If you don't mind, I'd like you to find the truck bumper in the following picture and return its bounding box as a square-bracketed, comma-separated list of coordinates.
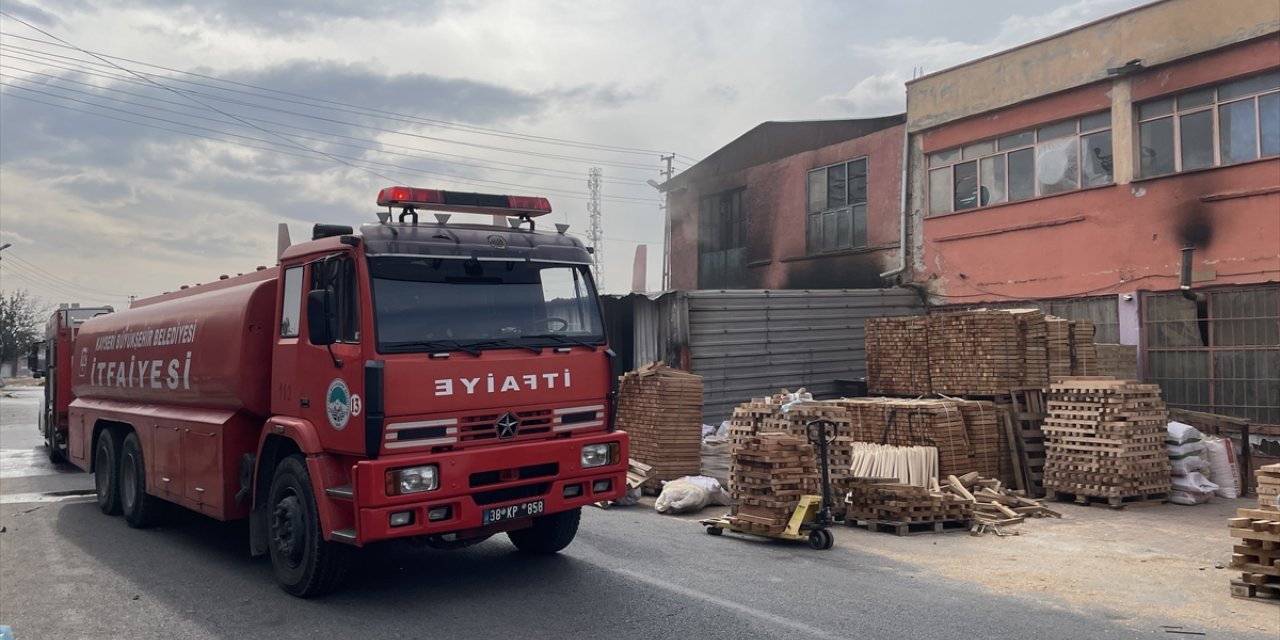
[351, 432, 628, 544]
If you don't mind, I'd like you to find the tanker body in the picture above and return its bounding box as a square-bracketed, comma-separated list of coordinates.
[64, 186, 628, 597]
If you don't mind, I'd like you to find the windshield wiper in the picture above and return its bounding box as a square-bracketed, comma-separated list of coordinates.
[464, 338, 543, 354]
[523, 333, 600, 350]
[381, 340, 482, 356]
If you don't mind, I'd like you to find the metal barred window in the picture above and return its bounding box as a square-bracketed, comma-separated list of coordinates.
[1143, 286, 1280, 427]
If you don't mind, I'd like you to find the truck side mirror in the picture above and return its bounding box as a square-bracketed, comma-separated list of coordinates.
[306, 289, 336, 346]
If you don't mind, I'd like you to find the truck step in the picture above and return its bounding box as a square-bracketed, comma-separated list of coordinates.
[330, 528, 356, 544]
[325, 485, 353, 499]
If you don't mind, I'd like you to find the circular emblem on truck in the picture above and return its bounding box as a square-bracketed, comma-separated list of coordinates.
[79, 348, 89, 378]
[488, 235, 507, 249]
[326, 378, 352, 431]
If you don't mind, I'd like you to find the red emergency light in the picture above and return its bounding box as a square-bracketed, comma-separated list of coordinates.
[376, 186, 552, 217]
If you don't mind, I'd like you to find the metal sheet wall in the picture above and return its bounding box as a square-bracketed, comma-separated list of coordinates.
[684, 289, 924, 424]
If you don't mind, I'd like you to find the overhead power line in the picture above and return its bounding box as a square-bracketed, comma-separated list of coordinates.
[0, 32, 681, 158]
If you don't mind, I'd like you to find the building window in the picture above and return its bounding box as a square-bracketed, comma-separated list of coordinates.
[1137, 69, 1280, 177]
[1143, 286, 1280, 427]
[927, 112, 1113, 216]
[806, 158, 868, 253]
[697, 188, 747, 289]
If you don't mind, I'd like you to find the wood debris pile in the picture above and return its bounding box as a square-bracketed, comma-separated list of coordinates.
[614, 362, 703, 493]
[935, 471, 1062, 529]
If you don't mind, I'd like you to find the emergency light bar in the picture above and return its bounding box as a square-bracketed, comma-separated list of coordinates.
[376, 186, 552, 217]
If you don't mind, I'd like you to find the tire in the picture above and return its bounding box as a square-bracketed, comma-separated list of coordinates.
[94, 432, 122, 515]
[46, 423, 64, 464]
[120, 432, 166, 529]
[820, 529, 835, 550]
[808, 529, 826, 550]
[267, 455, 351, 597]
[507, 507, 581, 554]
[706, 526, 723, 536]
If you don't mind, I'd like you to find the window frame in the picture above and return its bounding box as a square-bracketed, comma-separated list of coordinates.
[279, 265, 303, 338]
[1136, 68, 1280, 178]
[805, 156, 869, 254]
[926, 112, 1113, 217]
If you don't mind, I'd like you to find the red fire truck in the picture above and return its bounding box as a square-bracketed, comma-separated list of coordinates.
[29, 304, 115, 462]
[49, 187, 627, 596]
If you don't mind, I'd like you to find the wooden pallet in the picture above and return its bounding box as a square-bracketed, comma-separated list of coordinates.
[847, 518, 971, 536]
[1045, 489, 1169, 508]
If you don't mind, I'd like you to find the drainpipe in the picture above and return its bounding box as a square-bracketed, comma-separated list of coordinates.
[1179, 243, 1204, 302]
[880, 127, 910, 281]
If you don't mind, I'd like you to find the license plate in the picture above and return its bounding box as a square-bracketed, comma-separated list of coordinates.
[483, 499, 545, 525]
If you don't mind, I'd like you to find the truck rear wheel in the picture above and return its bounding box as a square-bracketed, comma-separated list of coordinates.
[94, 432, 122, 515]
[507, 507, 581, 554]
[267, 455, 351, 597]
[120, 432, 166, 528]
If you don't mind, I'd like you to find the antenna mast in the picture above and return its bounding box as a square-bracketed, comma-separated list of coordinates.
[587, 167, 604, 290]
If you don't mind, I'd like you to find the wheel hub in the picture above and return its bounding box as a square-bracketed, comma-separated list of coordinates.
[271, 493, 305, 567]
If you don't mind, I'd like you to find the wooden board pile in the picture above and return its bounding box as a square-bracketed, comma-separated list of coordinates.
[844, 478, 973, 532]
[1228, 504, 1280, 603]
[1046, 318, 1074, 380]
[936, 472, 1062, 532]
[1259, 463, 1280, 510]
[733, 393, 852, 513]
[614, 363, 704, 492]
[1042, 377, 1172, 506]
[1095, 344, 1139, 381]
[865, 316, 931, 396]
[927, 310, 1023, 395]
[953, 399, 1002, 481]
[1011, 310, 1049, 389]
[1071, 321, 1098, 375]
[729, 433, 819, 534]
[839, 397, 988, 480]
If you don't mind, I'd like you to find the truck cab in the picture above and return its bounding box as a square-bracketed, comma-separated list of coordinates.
[28, 305, 113, 462]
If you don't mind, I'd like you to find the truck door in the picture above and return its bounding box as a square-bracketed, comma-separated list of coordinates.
[293, 254, 367, 456]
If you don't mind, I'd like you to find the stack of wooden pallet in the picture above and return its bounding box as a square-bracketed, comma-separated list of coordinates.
[1095, 344, 1138, 381]
[614, 363, 704, 492]
[1046, 317, 1074, 380]
[1042, 377, 1172, 507]
[865, 316, 931, 396]
[1229, 505, 1280, 603]
[1071, 321, 1098, 375]
[845, 478, 973, 535]
[729, 433, 819, 534]
[759, 400, 853, 513]
[1259, 464, 1280, 509]
[927, 310, 1024, 395]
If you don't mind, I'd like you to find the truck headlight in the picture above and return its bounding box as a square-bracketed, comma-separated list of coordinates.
[581, 443, 620, 468]
[386, 465, 439, 495]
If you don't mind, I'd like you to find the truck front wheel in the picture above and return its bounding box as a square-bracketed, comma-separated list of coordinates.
[120, 432, 166, 528]
[94, 433, 122, 515]
[267, 455, 350, 597]
[507, 507, 581, 554]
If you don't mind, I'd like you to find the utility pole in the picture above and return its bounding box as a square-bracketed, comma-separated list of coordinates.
[659, 154, 675, 291]
[587, 167, 604, 290]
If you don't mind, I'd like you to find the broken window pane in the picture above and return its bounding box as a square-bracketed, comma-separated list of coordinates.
[1008, 148, 1035, 200]
[826, 163, 846, 209]
[1220, 99, 1259, 164]
[929, 168, 951, 215]
[1139, 117, 1175, 176]
[1180, 110, 1215, 171]
[1080, 130, 1113, 187]
[953, 160, 978, 210]
[1036, 136, 1078, 195]
[979, 155, 1006, 205]
[848, 159, 868, 205]
[807, 170, 825, 214]
[1259, 92, 1279, 158]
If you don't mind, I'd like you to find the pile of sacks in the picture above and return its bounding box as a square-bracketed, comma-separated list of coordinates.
[1166, 421, 1240, 505]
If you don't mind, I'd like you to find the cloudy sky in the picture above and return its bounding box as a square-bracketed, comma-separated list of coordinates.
[0, 0, 1148, 305]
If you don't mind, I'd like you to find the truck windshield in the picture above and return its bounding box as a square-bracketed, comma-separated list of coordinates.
[369, 257, 606, 353]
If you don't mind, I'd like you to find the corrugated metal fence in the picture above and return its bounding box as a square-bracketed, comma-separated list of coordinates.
[686, 289, 922, 423]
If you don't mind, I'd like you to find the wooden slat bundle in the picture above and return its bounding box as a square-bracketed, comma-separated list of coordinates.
[927, 310, 1023, 395]
[953, 399, 1002, 481]
[729, 433, 819, 534]
[1011, 310, 1049, 389]
[1070, 321, 1098, 376]
[614, 363, 704, 492]
[1042, 377, 1172, 504]
[1046, 318, 1073, 380]
[1258, 463, 1280, 510]
[1228, 505, 1280, 603]
[1095, 344, 1138, 381]
[865, 316, 931, 396]
[838, 397, 991, 480]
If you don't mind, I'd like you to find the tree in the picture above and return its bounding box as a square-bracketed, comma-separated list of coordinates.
[0, 289, 44, 377]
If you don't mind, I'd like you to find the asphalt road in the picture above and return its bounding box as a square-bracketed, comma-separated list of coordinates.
[0, 387, 1263, 639]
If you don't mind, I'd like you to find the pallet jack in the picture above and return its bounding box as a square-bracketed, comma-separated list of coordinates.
[700, 419, 837, 550]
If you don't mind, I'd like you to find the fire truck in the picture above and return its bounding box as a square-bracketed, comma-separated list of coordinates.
[45, 187, 628, 597]
[29, 304, 114, 462]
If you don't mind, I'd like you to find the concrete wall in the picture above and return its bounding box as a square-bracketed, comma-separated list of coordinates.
[905, 0, 1280, 132]
[669, 123, 904, 290]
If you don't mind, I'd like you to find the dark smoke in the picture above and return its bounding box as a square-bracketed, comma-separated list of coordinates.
[1175, 206, 1213, 247]
[782, 254, 885, 289]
